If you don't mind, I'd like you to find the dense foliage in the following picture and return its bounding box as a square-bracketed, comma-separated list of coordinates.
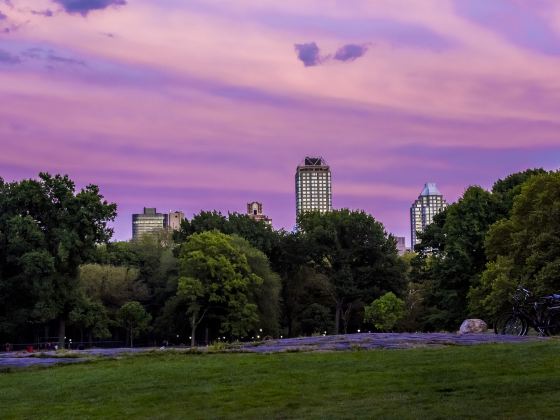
[2, 168, 559, 346]
[410, 168, 554, 330]
[0, 173, 116, 346]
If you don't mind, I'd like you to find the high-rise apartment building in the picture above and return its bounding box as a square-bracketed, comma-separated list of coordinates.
[247, 202, 272, 225]
[410, 183, 447, 248]
[132, 208, 167, 240]
[295, 156, 332, 216]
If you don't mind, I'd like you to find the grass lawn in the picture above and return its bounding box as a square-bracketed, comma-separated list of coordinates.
[2, 341, 560, 419]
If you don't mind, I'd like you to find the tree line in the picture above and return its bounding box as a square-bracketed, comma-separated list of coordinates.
[1, 169, 559, 347]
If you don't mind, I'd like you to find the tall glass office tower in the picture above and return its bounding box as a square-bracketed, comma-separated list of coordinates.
[295, 156, 332, 216]
[410, 182, 447, 248]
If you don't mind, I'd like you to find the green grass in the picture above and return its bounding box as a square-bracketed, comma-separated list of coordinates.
[2, 341, 560, 419]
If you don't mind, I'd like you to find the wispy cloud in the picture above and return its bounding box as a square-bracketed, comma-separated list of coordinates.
[31, 9, 55, 17]
[294, 42, 323, 67]
[334, 44, 369, 62]
[52, 0, 126, 16]
[0, 48, 20, 64]
[295, 42, 369, 66]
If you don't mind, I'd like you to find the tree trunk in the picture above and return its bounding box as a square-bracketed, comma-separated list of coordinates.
[58, 318, 66, 349]
[190, 315, 197, 347]
[335, 303, 341, 335]
[130, 327, 134, 348]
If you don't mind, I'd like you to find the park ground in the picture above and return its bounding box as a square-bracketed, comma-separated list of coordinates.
[1, 338, 560, 419]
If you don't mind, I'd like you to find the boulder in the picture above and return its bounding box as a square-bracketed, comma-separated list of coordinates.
[459, 319, 488, 334]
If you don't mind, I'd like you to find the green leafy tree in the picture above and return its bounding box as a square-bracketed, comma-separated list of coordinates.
[175, 211, 279, 259]
[230, 236, 281, 337]
[116, 301, 152, 347]
[470, 172, 560, 319]
[0, 173, 116, 346]
[409, 169, 550, 330]
[177, 231, 263, 346]
[79, 264, 146, 311]
[69, 297, 111, 343]
[298, 209, 406, 334]
[364, 292, 405, 331]
[413, 186, 499, 329]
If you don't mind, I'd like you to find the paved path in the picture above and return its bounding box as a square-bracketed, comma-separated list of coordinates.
[0, 333, 545, 369]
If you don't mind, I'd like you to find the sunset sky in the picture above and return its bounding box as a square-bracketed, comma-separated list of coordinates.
[1, 0, 560, 245]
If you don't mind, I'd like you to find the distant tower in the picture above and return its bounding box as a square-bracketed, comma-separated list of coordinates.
[167, 211, 185, 231]
[295, 156, 332, 216]
[410, 183, 447, 248]
[132, 208, 167, 240]
[246, 202, 272, 225]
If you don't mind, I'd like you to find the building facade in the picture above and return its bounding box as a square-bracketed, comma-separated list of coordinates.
[295, 156, 332, 216]
[410, 183, 447, 248]
[167, 211, 185, 231]
[247, 202, 272, 225]
[132, 208, 167, 240]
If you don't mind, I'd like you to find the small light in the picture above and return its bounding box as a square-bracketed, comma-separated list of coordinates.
[357, 329, 361, 333]
[257, 335, 260, 339]
[189, 336, 192, 339]
[259, 328, 262, 332]
[280, 335, 283, 339]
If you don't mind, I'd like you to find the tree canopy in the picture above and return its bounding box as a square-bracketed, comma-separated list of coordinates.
[470, 172, 560, 318]
[176, 231, 264, 345]
[297, 209, 406, 334]
[0, 173, 116, 345]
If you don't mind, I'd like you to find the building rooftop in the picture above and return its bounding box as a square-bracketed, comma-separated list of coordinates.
[299, 156, 329, 167]
[420, 182, 442, 197]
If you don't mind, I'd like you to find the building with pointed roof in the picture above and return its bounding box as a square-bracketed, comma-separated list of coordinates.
[410, 182, 447, 248]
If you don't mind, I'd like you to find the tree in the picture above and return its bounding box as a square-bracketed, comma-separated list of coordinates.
[364, 292, 405, 331]
[230, 236, 281, 337]
[470, 172, 560, 319]
[116, 301, 151, 347]
[412, 186, 499, 329]
[79, 264, 146, 311]
[175, 211, 279, 259]
[68, 297, 111, 344]
[176, 231, 263, 346]
[407, 169, 551, 330]
[0, 173, 116, 346]
[297, 209, 406, 334]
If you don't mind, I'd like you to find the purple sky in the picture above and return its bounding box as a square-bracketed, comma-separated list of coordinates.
[1, 0, 560, 246]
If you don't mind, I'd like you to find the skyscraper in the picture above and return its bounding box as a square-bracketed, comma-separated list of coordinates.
[247, 202, 272, 225]
[132, 207, 167, 240]
[410, 182, 447, 248]
[295, 156, 332, 216]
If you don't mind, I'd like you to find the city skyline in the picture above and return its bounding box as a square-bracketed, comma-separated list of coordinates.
[1, 0, 560, 243]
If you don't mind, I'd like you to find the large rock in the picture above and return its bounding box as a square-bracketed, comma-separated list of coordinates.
[459, 319, 488, 334]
